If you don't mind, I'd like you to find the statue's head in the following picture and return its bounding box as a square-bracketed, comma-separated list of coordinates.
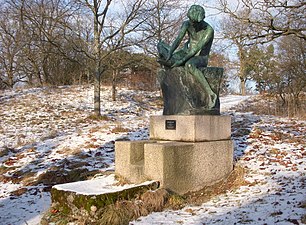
[187, 5, 205, 23]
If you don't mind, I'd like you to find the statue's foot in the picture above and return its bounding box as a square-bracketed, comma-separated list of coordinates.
[157, 58, 172, 68]
[208, 92, 217, 108]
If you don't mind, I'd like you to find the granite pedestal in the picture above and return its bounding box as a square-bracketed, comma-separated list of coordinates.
[115, 115, 233, 194]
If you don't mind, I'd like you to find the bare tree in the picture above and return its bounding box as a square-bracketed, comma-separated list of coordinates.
[220, 11, 253, 95]
[103, 50, 132, 101]
[277, 35, 305, 113]
[0, 2, 26, 88]
[139, 0, 187, 56]
[74, 0, 149, 116]
[0, 0, 84, 87]
[216, 0, 305, 44]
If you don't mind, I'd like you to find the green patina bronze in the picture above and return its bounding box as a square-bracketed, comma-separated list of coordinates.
[157, 5, 223, 115]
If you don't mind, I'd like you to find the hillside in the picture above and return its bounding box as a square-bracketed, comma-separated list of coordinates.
[0, 85, 305, 225]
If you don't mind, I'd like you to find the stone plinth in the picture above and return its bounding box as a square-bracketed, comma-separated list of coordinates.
[150, 115, 231, 142]
[115, 114, 234, 194]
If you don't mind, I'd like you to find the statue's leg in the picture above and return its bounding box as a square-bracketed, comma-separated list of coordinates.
[157, 41, 174, 67]
[157, 41, 187, 67]
[185, 57, 217, 109]
[157, 41, 170, 60]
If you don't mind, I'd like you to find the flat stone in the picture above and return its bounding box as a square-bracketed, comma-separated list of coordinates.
[51, 174, 159, 217]
[150, 115, 231, 142]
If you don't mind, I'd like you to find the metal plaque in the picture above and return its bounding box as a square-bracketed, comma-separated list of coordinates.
[165, 120, 176, 130]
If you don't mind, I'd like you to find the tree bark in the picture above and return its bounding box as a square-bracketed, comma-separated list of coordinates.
[93, 0, 101, 116]
[112, 70, 117, 101]
[240, 77, 246, 96]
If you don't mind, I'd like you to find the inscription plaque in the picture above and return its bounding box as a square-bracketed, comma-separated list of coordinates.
[165, 120, 176, 130]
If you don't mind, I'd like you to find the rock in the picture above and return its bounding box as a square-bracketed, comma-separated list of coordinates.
[158, 67, 223, 115]
[49, 175, 160, 223]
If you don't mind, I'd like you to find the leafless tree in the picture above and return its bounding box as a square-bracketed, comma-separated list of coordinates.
[0, 6, 25, 88]
[74, 0, 150, 116]
[0, 0, 84, 87]
[220, 11, 253, 95]
[216, 0, 305, 44]
[277, 35, 305, 113]
[138, 0, 187, 57]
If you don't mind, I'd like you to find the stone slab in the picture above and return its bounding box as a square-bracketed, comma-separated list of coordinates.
[144, 140, 233, 194]
[150, 115, 231, 142]
[51, 174, 159, 218]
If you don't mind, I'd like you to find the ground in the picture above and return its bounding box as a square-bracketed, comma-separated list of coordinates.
[0, 85, 305, 225]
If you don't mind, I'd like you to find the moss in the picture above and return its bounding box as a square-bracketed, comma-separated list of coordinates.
[51, 180, 160, 217]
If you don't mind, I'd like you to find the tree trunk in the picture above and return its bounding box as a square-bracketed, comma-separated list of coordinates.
[93, 2, 101, 116]
[112, 70, 117, 101]
[240, 77, 246, 96]
[238, 45, 247, 96]
[94, 71, 101, 116]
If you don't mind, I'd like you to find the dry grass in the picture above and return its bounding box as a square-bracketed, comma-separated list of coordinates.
[235, 94, 306, 119]
[301, 214, 306, 224]
[140, 189, 169, 212]
[56, 147, 82, 155]
[29, 168, 100, 187]
[0, 147, 11, 157]
[111, 125, 130, 133]
[165, 193, 186, 210]
[114, 174, 132, 186]
[87, 114, 111, 121]
[94, 189, 169, 225]
[98, 201, 138, 225]
[41, 130, 58, 141]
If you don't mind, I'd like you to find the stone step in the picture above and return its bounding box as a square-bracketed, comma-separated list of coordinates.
[50, 174, 159, 218]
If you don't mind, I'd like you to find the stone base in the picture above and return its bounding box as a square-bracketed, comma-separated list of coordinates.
[115, 140, 233, 194]
[158, 67, 223, 115]
[150, 115, 231, 142]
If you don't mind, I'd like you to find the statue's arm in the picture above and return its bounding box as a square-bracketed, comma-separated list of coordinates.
[172, 26, 214, 67]
[167, 22, 188, 59]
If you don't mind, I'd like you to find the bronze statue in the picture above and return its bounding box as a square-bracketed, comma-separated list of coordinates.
[157, 5, 222, 115]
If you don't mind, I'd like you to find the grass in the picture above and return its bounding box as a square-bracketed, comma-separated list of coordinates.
[235, 93, 306, 119]
[87, 114, 111, 121]
[111, 125, 130, 133]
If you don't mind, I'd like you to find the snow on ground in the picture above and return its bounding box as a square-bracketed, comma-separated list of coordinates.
[0, 86, 305, 225]
[0, 85, 161, 225]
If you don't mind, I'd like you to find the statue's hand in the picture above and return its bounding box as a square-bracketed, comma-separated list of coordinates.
[171, 59, 184, 68]
[166, 53, 172, 61]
